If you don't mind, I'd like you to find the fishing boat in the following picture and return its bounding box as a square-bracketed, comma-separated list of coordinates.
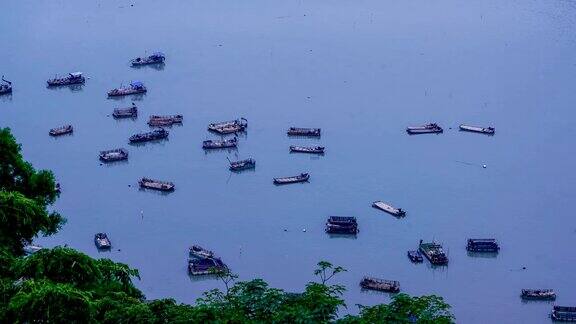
[228, 158, 256, 171]
[131, 52, 166, 66]
[208, 118, 248, 134]
[521, 289, 556, 301]
[287, 127, 321, 137]
[419, 240, 448, 265]
[189, 245, 215, 259]
[466, 239, 500, 253]
[47, 72, 85, 87]
[113, 103, 137, 118]
[138, 177, 175, 191]
[360, 277, 400, 293]
[188, 257, 227, 276]
[290, 146, 325, 154]
[459, 124, 495, 135]
[325, 216, 358, 235]
[0, 76, 12, 94]
[406, 123, 443, 134]
[99, 148, 128, 162]
[551, 306, 576, 321]
[372, 201, 406, 217]
[203, 137, 238, 149]
[129, 128, 168, 143]
[94, 233, 111, 250]
[108, 81, 147, 97]
[273, 173, 309, 185]
[49, 125, 73, 136]
[148, 114, 183, 127]
[407, 250, 423, 263]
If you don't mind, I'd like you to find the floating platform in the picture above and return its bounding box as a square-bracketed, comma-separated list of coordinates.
[113, 103, 137, 118]
[148, 114, 183, 127]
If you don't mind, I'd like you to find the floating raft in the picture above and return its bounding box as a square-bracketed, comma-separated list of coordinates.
[407, 250, 423, 263]
[521, 289, 556, 300]
[287, 127, 321, 137]
[0, 76, 13, 94]
[290, 145, 325, 154]
[208, 118, 247, 134]
[325, 216, 358, 234]
[273, 173, 309, 185]
[229, 158, 255, 171]
[203, 137, 238, 149]
[94, 233, 111, 250]
[113, 103, 137, 118]
[189, 245, 215, 259]
[108, 81, 147, 97]
[459, 124, 495, 135]
[372, 201, 406, 217]
[406, 123, 443, 134]
[99, 148, 128, 162]
[129, 128, 168, 143]
[49, 125, 73, 136]
[552, 306, 576, 322]
[466, 239, 499, 253]
[148, 115, 183, 127]
[138, 177, 174, 191]
[360, 277, 400, 293]
[131, 52, 165, 66]
[419, 241, 448, 265]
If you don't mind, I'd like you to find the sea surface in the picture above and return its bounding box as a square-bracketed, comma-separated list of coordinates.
[2, 0, 576, 322]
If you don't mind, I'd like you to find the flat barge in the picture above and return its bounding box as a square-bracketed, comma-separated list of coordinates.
[372, 201, 406, 217]
[138, 177, 175, 191]
[108, 81, 147, 97]
[360, 277, 400, 293]
[290, 145, 325, 154]
[325, 216, 358, 235]
[521, 289, 556, 301]
[273, 173, 309, 185]
[148, 115, 183, 127]
[99, 148, 128, 162]
[406, 123, 443, 134]
[287, 127, 321, 137]
[0, 76, 12, 94]
[49, 125, 73, 136]
[419, 240, 448, 265]
[47, 72, 85, 87]
[113, 103, 137, 118]
[129, 129, 168, 143]
[203, 137, 238, 149]
[466, 238, 500, 253]
[229, 158, 255, 171]
[208, 118, 247, 134]
[552, 306, 576, 322]
[459, 124, 495, 135]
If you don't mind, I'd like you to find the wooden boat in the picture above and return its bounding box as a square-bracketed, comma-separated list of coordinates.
[290, 146, 325, 154]
[0, 76, 12, 94]
[208, 118, 247, 134]
[273, 173, 309, 185]
[138, 177, 175, 191]
[459, 124, 495, 135]
[108, 81, 147, 97]
[325, 216, 358, 234]
[189, 245, 215, 259]
[552, 306, 576, 322]
[94, 233, 111, 250]
[419, 241, 448, 265]
[407, 250, 423, 263]
[229, 158, 255, 171]
[372, 201, 406, 217]
[287, 127, 321, 137]
[113, 103, 137, 118]
[49, 125, 73, 136]
[188, 257, 227, 276]
[406, 123, 443, 134]
[360, 277, 400, 293]
[203, 137, 238, 149]
[47, 72, 85, 86]
[99, 148, 128, 162]
[521, 289, 556, 300]
[129, 128, 168, 143]
[131, 52, 165, 66]
[466, 239, 500, 253]
[148, 114, 183, 127]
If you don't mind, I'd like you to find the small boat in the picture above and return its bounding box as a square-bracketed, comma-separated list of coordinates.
[188, 257, 227, 276]
[0, 76, 12, 94]
[466, 239, 500, 253]
[407, 250, 423, 263]
[228, 158, 255, 171]
[148, 114, 183, 127]
[49, 125, 73, 136]
[521, 289, 556, 300]
[273, 173, 309, 185]
[94, 233, 111, 250]
[360, 277, 400, 293]
[419, 240, 448, 265]
[129, 128, 168, 143]
[290, 146, 325, 154]
[47, 72, 85, 87]
[203, 137, 238, 149]
[459, 124, 495, 135]
[189, 245, 215, 259]
[406, 123, 443, 134]
[131, 52, 166, 66]
[99, 148, 128, 162]
[113, 103, 138, 118]
[138, 177, 175, 191]
[551, 306, 576, 322]
[208, 118, 248, 134]
[108, 81, 147, 97]
[287, 127, 321, 137]
[372, 201, 406, 217]
[325, 216, 358, 235]
[23, 245, 43, 256]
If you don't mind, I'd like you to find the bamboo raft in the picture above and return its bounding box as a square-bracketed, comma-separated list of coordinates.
[49, 125, 73, 136]
[325, 216, 358, 235]
[406, 123, 443, 134]
[290, 145, 325, 154]
[360, 277, 400, 293]
[372, 201, 406, 217]
[419, 240, 448, 265]
[466, 239, 500, 253]
[131, 52, 165, 66]
[113, 103, 138, 118]
[99, 148, 128, 162]
[228, 158, 255, 171]
[0, 76, 12, 94]
[552, 306, 576, 322]
[287, 127, 321, 137]
[94, 233, 111, 250]
[108, 81, 147, 97]
[459, 124, 495, 135]
[129, 129, 168, 143]
[203, 137, 238, 149]
[138, 177, 175, 191]
[148, 115, 183, 127]
[521, 289, 556, 300]
[47, 72, 85, 86]
[273, 173, 309, 185]
[208, 118, 248, 134]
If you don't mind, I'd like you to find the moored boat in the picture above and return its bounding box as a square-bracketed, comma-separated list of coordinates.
[287, 127, 321, 137]
[273, 173, 309, 185]
[138, 177, 175, 191]
[189, 245, 215, 259]
[360, 277, 400, 293]
[0, 76, 12, 94]
[131, 52, 165, 66]
[372, 201, 406, 217]
[406, 123, 443, 134]
[47, 72, 85, 87]
[459, 124, 495, 135]
[419, 240, 448, 265]
[551, 306, 576, 322]
[49, 125, 73, 136]
[99, 148, 128, 162]
[94, 233, 111, 250]
[290, 145, 325, 154]
[203, 137, 238, 149]
[129, 128, 168, 143]
[228, 158, 255, 171]
[407, 250, 423, 263]
[208, 118, 247, 134]
[466, 239, 500, 253]
[148, 114, 183, 127]
[113, 103, 137, 118]
[325, 216, 358, 235]
[108, 81, 147, 97]
[188, 257, 228, 276]
[521, 289, 556, 300]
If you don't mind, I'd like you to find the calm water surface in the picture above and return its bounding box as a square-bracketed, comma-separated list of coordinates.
[2, 0, 576, 322]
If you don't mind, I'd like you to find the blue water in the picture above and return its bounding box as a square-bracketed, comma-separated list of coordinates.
[2, 0, 576, 322]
